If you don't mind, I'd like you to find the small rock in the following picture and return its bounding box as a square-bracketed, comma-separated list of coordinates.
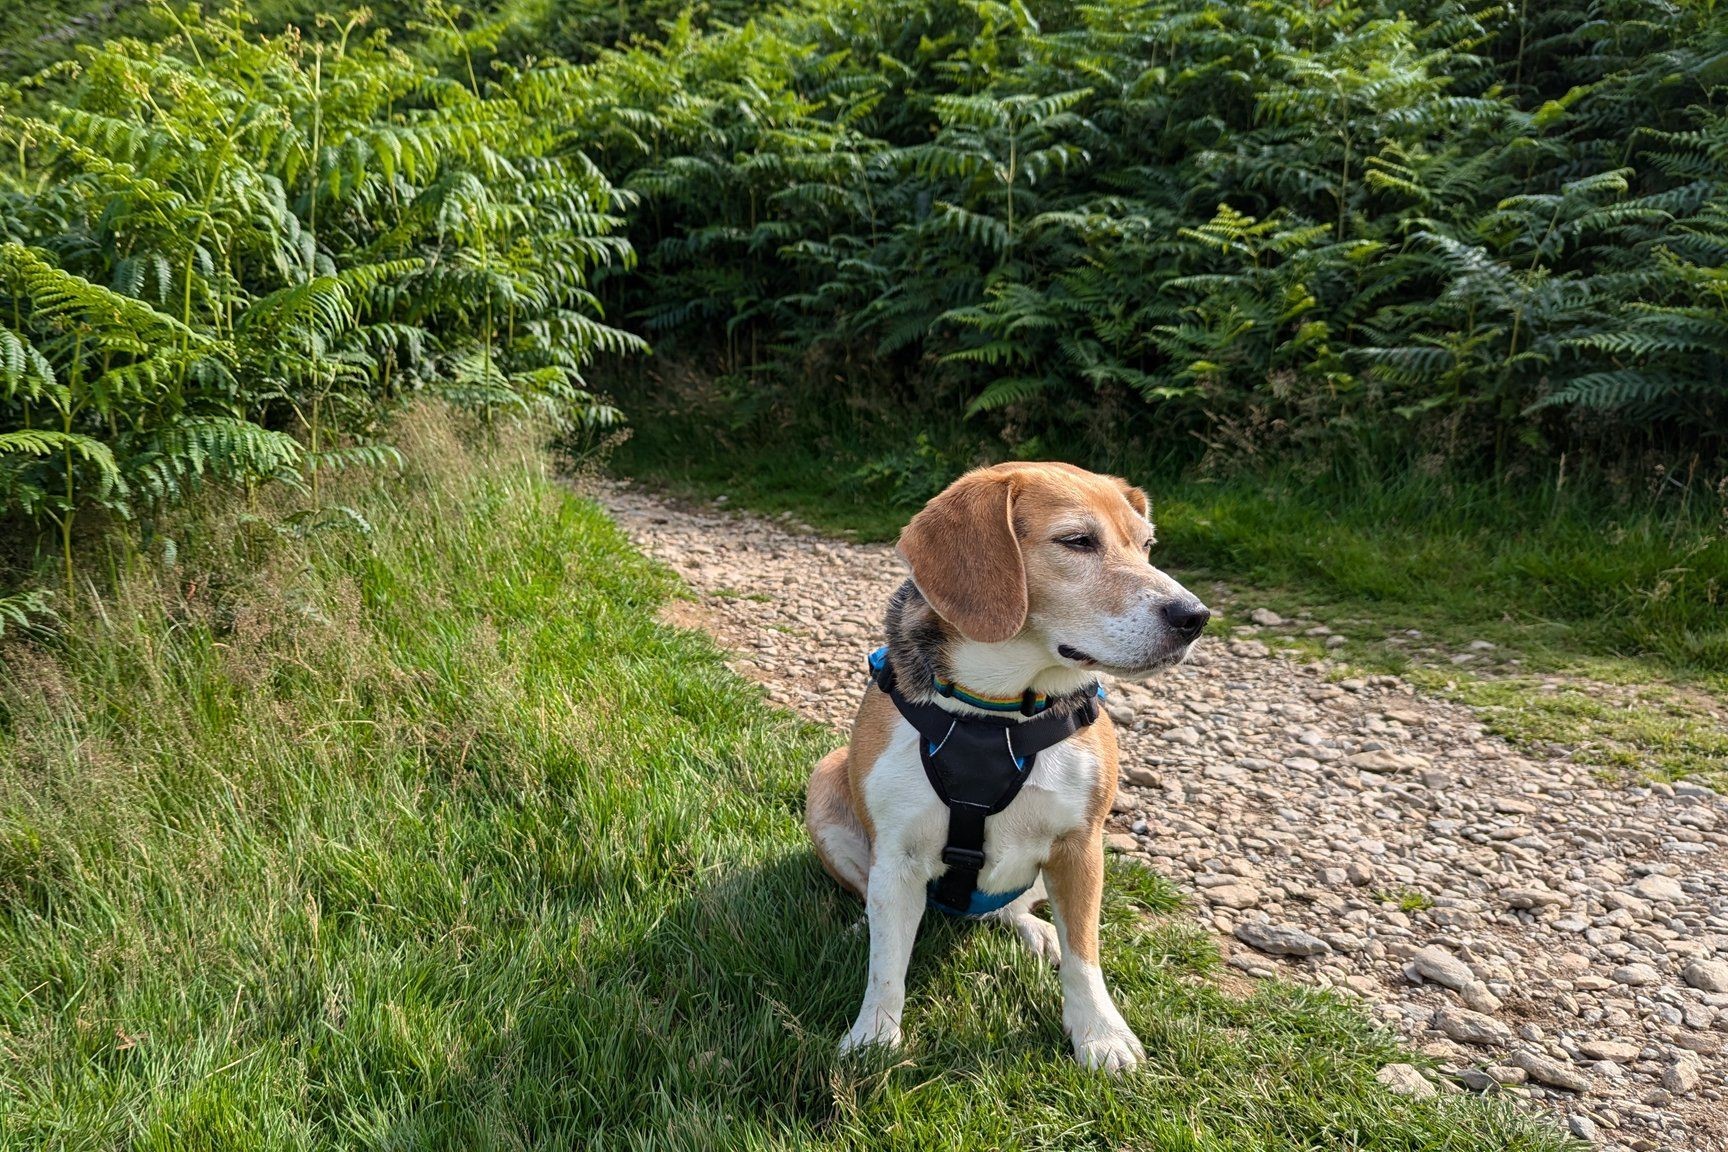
[1234, 921, 1332, 958]
[1162, 725, 1202, 746]
[1408, 945, 1476, 991]
[1662, 1059, 1701, 1093]
[1459, 982, 1503, 1014]
[1504, 887, 1568, 909]
[1122, 765, 1159, 788]
[1347, 749, 1432, 773]
[1631, 874, 1685, 904]
[1611, 963, 1660, 987]
[1249, 608, 1284, 626]
[1567, 1114, 1598, 1142]
[1673, 1031, 1722, 1056]
[1375, 1063, 1436, 1100]
[1433, 1006, 1512, 1047]
[1457, 1068, 1499, 1092]
[1105, 832, 1138, 854]
[1203, 884, 1262, 910]
[1682, 959, 1728, 993]
[1511, 1050, 1592, 1094]
[1577, 1039, 1639, 1064]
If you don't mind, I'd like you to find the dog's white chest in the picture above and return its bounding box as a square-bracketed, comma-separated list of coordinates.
[861, 717, 1100, 895]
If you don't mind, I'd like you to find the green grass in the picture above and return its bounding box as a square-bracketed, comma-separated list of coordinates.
[0, 408, 1571, 1149]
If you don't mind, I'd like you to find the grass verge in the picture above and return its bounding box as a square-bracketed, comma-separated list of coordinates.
[1, 406, 1571, 1149]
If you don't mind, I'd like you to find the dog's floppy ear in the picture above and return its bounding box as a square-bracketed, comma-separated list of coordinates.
[1115, 477, 1150, 519]
[896, 469, 1027, 643]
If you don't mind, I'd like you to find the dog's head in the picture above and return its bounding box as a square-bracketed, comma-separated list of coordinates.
[896, 462, 1208, 677]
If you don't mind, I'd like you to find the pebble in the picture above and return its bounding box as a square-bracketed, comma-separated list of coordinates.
[1376, 1062, 1436, 1099]
[1234, 921, 1332, 958]
[1578, 1039, 1640, 1064]
[1631, 874, 1686, 904]
[1407, 946, 1499, 1010]
[1504, 887, 1568, 909]
[1513, 1050, 1593, 1094]
[599, 482, 1728, 1148]
[1662, 1059, 1701, 1093]
[1683, 959, 1728, 993]
[1433, 1006, 1512, 1047]
[1203, 883, 1262, 909]
[1408, 946, 1474, 987]
[1611, 963, 1660, 987]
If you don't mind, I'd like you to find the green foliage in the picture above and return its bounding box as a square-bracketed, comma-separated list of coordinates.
[568, 0, 1727, 464]
[0, 6, 641, 594]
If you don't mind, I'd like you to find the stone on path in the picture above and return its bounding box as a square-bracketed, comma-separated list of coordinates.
[1631, 873, 1686, 903]
[1432, 1006, 1511, 1047]
[1375, 1063, 1436, 1100]
[1611, 963, 1660, 987]
[1511, 1051, 1592, 1094]
[1202, 883, 1261, 909]
[1663, 1059, 1702, 1094]
[1233, 921, 1331, 958]
[1406, 946, 1500, 1010]
[1682, 959, 1728, 993]
[1578, 1039, 1639, 1064]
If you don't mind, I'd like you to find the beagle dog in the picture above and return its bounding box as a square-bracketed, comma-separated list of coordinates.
[806, 461, 1210, 1071]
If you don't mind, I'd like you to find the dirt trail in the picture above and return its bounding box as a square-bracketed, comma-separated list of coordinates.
[598, 480, 1728, 1151]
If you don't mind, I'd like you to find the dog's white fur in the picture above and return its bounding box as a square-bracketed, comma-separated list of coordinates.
[806, 462, 1208, 1071]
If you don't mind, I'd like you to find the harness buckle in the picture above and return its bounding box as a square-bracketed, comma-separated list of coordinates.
[941, 845, 986, 870]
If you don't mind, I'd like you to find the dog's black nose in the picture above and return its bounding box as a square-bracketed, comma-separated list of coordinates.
[1162, 599, 1211, 641]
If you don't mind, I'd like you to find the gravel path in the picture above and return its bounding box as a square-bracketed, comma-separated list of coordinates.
[597, 480, 1728, 1150]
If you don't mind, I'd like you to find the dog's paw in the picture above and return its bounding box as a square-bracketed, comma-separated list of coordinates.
[1010, 914, 1061, 966]
[839, 1016, 903, 1056]
[1072, 1027, 1145, 1074]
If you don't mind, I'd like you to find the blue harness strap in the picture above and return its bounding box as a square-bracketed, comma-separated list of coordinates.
[868, 647, 1101, 918]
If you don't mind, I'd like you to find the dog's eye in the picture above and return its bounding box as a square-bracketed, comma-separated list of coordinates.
[1057, 533, 1099, 552]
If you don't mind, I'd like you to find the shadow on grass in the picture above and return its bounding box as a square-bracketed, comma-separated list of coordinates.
[373, 847, 1569, 1152]
[373, 850, 986, 1149]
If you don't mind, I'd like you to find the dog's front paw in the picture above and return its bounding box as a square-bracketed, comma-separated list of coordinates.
[839, 1015, 903, 1056]
[1072, 1026, 1145, 1073]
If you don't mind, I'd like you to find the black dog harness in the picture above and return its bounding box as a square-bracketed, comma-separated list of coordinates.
[867, 647, 1102, 917]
